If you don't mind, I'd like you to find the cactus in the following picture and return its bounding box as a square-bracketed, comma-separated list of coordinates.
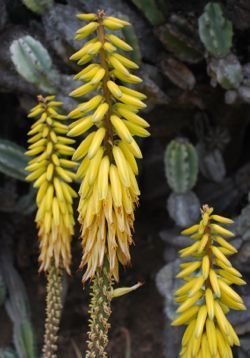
[22, 0, 54, 15]
[167, 191, 200, 228]
[0, 139, 28, 181]
[164, 138, 198, 194]
[130, 0, 166, 26]
[208, 53, 242, 90]
[10, 36, 58, 93]
[156, 14, 204, 64]
[198, 2, 233, 58]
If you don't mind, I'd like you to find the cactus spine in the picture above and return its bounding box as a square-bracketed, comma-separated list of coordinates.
[164, 138, 198, 194]
[198, 2, 233, 58]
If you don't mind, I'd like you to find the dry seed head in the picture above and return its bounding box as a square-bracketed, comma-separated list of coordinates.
[69, 11, 150, 282]
[173, 205, 246, 358]
[26, 95, 76, 273]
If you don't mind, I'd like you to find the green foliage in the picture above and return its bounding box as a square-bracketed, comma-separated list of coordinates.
[1, 251, 37, 358]
[0, 139, 27, 181]
[10, 36, 58, 93]
[130, 0, 166, 26]
[22, 0, 54, 15]
[198, 2, 233, 58]
[164, 138, 199, 194]
[16, 321, 37, 358]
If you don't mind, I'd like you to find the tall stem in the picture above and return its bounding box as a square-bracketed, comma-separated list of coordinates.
[42, 263, 63, 358]
[86, 263, 113, 358]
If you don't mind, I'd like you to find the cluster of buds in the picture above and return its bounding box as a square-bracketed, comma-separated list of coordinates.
[68, 11, 150, 282]
[172, 205, 246, 358]
[26, 95, 77, 273]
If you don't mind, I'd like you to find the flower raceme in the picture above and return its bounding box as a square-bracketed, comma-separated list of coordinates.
[68, 11, 150, 282]
[26, 95, 77, 273]
[172, 205, 246, 358]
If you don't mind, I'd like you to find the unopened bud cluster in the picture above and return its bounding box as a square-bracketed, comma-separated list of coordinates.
[172, 205, 246, 358]
[69, 11, 150, 281]
[26, 95, 77, 273]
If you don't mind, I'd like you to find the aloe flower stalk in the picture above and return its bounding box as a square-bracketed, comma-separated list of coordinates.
[26, 95, 77, 357]
[69, 10, 150, 356]
[173, 204, 246, 358]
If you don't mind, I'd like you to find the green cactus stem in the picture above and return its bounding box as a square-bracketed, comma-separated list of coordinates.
[86, 264, 113, 358]
[198, 2, 233, 58]
[130, 0, 166, 26]
[164, 138, 199, 194]
[10, 36, 58, 93]
[22, 0, 54, 15]
[42, 264, 63, 358]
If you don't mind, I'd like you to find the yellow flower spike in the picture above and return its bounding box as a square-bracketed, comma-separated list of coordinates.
[173, 204, 246, 358]
[69, 9, 150, 356]
[26, 95, 76, 274]
[26, 95, 77, 357]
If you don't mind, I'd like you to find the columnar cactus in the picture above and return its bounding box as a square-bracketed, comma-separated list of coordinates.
[68, 10, 150, 355]
[10, 36, 58, 93]
[164, 138, 198, 194]
[173, 205, 246, 357]
[198, 2, 233, 58]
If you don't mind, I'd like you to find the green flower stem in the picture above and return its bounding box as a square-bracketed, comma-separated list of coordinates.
[86, 263, 113, 358]
[42, 263, 63, 358]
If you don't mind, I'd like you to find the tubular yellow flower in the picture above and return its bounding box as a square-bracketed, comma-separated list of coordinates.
[172, 204, 246, 358]
[69, 10, 150, 283]
[26, 95, 76, 274]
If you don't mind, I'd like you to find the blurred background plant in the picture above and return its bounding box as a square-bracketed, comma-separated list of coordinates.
[0, 0, 250, 357]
